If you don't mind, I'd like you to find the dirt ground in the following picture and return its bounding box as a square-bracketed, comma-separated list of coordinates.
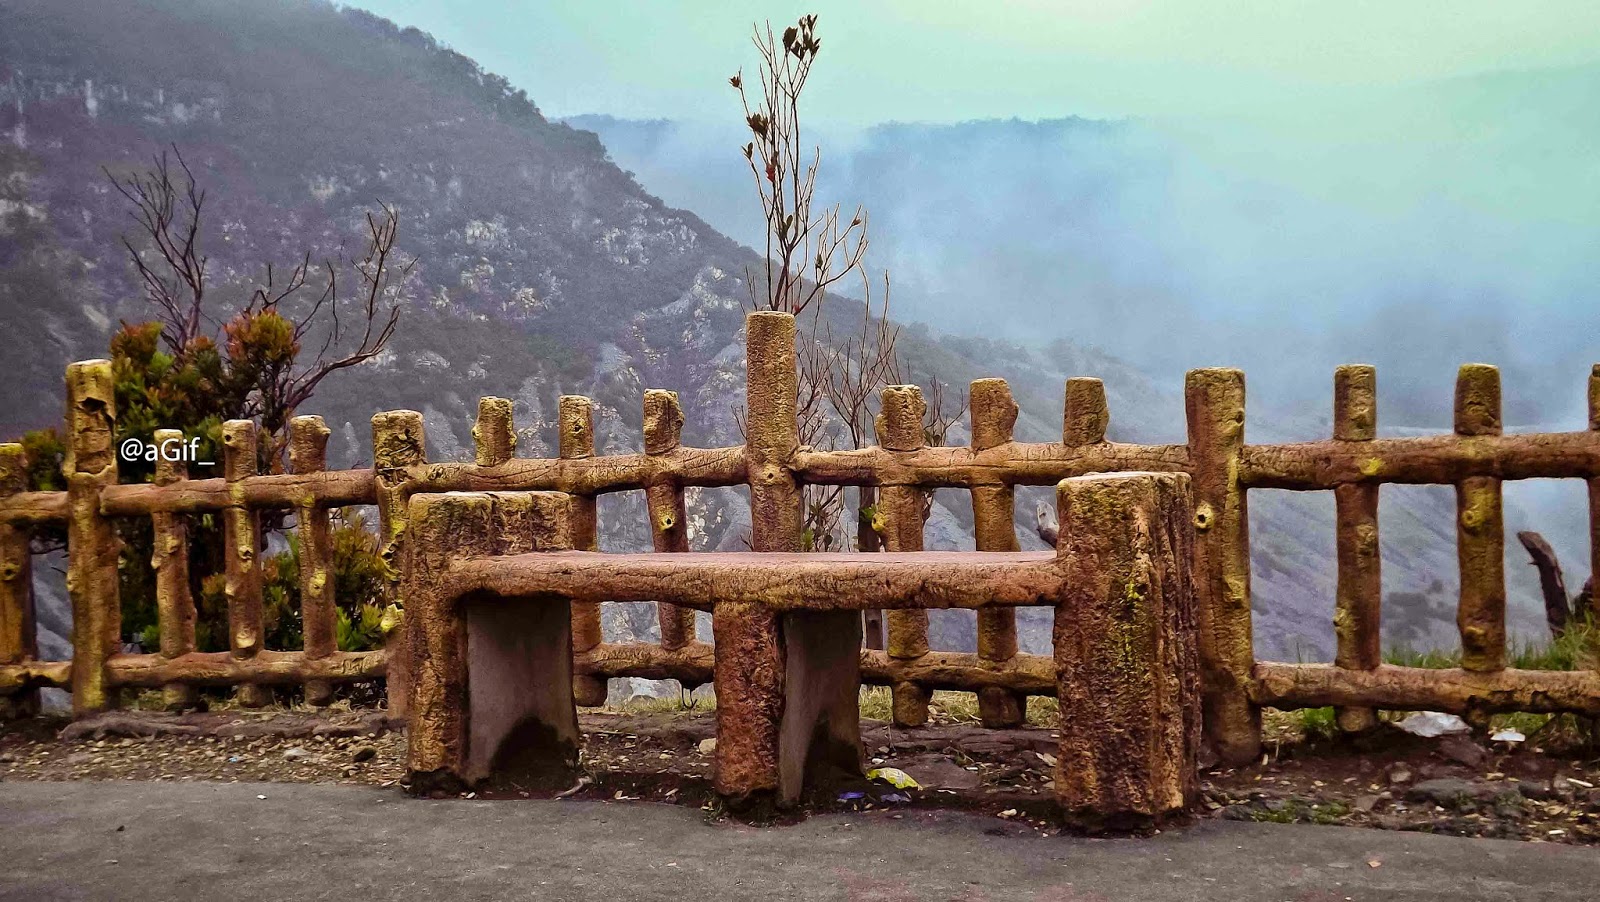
[2, 701, 1597, 844]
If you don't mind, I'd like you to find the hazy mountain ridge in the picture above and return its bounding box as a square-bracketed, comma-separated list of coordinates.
[0, 0, 1561, 667]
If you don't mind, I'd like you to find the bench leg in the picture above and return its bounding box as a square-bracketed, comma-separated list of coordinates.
[778, 610, 863, 803]
[403, 491, 574, 794]
[1052, 472, 1202, 830]
[464, 595, 580, 787]
[712, 601, 783, 812]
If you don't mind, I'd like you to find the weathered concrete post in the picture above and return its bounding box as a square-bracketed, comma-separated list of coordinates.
[222, 420, 271, 708]
[289, 416, 336, 706]
[65, 360, 120, 716]
[644, 390, 697, 654]
[1455, 364, 1506, 677]
[372, 409, 425, 719]
[1590, 365, 1600, 633]
[1184, 368, 1260, 764]
[1332, 366, 1381, 733]
[969, 378, 1024, 728]
[1053, 471, 1200, 830]
[559, 395, 608, 707]
[880, 384, 931, 727]
[717, 310, 796, 810]
[404, 491, 576, 792]
[151, 428, 197, 711]
[0, 443, 37, 718]
[471, 397, 516, 467]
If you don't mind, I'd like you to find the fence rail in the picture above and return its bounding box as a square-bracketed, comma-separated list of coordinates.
[0, 313, 1596, 766]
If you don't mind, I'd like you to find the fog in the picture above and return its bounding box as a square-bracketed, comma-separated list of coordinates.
[571, 64, 1600, 433]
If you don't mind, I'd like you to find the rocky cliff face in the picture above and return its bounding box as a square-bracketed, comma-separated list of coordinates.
[0, 0, 1555, 672]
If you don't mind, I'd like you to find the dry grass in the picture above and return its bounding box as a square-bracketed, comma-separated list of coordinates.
[608, 686, 1060, 728]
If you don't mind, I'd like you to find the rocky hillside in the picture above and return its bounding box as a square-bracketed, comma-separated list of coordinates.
[0, 0, 1556, 667]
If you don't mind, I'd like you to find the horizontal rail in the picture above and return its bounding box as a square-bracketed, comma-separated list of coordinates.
[1252, 662, 1600, 716]
[100, 469, 376, 515]
[401, 446, 748, 496]
[1241, 431, 1600, 490]
[792, 441, 1189, 487]
[578, 641, 714, 685]
[860, 649, 1055, 694]
[454, 550, 1065, 611]
[0, 491, 69, 524]
[105, 649, 386, 688]
[573, 643, 1059, 697]
[0, 660, 72, 693]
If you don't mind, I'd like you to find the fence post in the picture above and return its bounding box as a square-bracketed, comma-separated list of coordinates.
[0, 443, 36, 718]
[1589, 365, 1600, 629]
[718, 310, 797, 809]
[970, 378, 1023, 727]
[1332, 366, 1382, 733]
[290, 416, 336, 706]
[222, 420, 271, 708]
[151, 428, 197, 711]
[472, 397, 516, 467]
[1053, 471, 1200, 829]
[372, 409, 426, 720]
[65, 360, 120, 716]
[880, 384, 932, 727]
[1455, 364, 1506, 678]
[644, 390, 697, 655]
[559, 395, 608, 707]
[1184, 368, 1260, 764]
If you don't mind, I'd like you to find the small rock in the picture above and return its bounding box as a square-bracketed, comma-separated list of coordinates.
[1387, 765, 1413, 785]
[1353, 794, 1382, 812]
[1438, 736, 1489, 768]
[282, 747, 311, 760]
[697, 738, 717, 756]
[351, 746, 377, 764]
[1406, 777, 1520, 809]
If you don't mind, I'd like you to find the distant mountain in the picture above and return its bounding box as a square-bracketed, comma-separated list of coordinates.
[0, 0, 1559, 667]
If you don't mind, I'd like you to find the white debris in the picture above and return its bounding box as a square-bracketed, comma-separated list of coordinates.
[1394, 711, 1472, 738]
[1489, 728, 1525, 743]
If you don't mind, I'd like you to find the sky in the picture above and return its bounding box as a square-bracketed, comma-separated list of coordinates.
[349, 1, 1600, 124]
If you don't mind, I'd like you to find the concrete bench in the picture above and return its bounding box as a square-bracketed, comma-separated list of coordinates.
[398, 471, 1200, 828]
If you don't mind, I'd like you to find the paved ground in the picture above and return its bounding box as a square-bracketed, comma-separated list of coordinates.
[0, 781, 1594, 901]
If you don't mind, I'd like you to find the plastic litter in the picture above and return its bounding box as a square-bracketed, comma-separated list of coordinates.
[1489, 728, 1525, 743]
[837, 791, 866, 802]
[866, 767, 920, 789]
[1394, 711, 1471, 738]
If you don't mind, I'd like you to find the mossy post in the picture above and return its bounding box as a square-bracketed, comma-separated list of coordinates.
[222, 420, 271, 708]
[65, 360, 120, 715]
[969, 378, 1024, 728]
[1184, 368, 1259, 764]
[1053, 471, 1200, 830]
[472, 396, 516, 467]
[0, 443, 36, 717]
[880, 383, 932, 727]
[559, 395, 607, 707]
[151, 429, 198, 710]
[717, 310, 795, 810]
[1332, 366, 1381, 733]
[644, 390, 697, 654]
[1455, 364, 1506, 675]
[1588, 365, 1600, 632]
[372, 409, 426, 719]
[289, 416, 336, 706]
[403, 491, 577, 793]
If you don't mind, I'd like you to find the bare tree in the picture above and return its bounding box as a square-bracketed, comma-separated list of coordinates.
[731, 14, 866, 318]
[109, 146, 412, 470]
